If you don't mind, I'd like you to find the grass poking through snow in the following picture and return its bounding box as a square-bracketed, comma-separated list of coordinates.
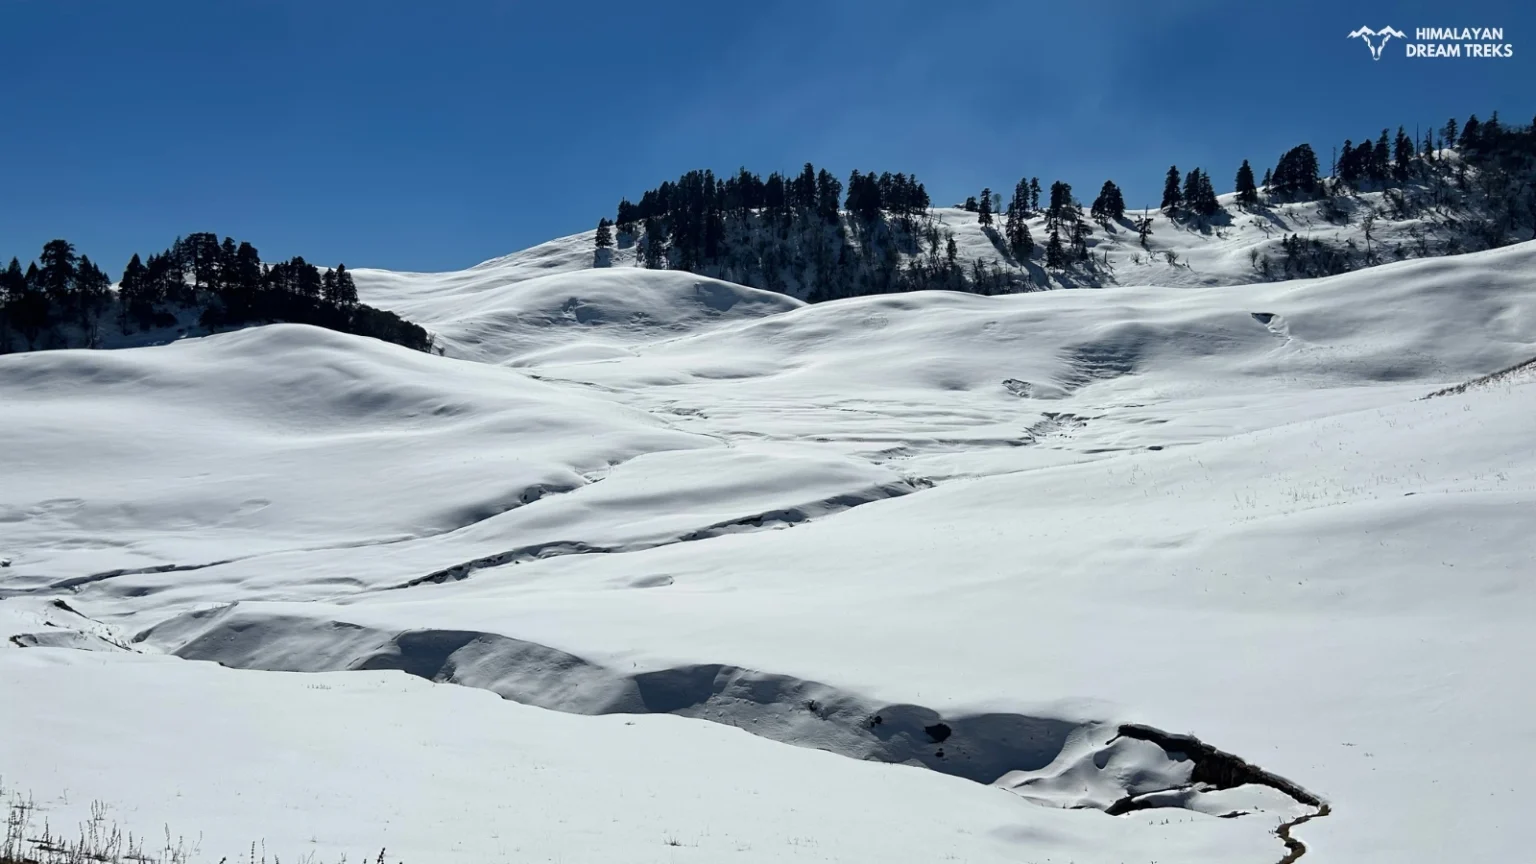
[2, 786, 397, 864]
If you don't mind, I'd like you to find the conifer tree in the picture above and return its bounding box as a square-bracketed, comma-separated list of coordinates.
[217, 237, 239, 293]
[1070, 219, 1091, 261]
[1371, 130, 1391, 182]
[1270, 144, 1321, 199]
[38, 239, 78, 307]
[1460, 114, 1482, 151]
[1045, 226, 1065, 268]
[1161, 166, 1182, 211]
[232, 242, 263, 305]
[1028, 177, 1041, 213]
[333, 264, 358, 306]
[73, 256, 110, 341]
[1010, 218, 1033, 260]
[977, 188, 994, 227]
[1136, 212, 1153, 248]
[1393, 127, 1414, 180]
[11, 261, 48, 349]
[0, 257, 25, 347]
[117, 253, 150, 331]
[1200, 171, 1219, 215]
[1005, 179, 1034, 259]
[1090, 180, 1125, 224]
[616, 199, 638, 234]
[290, 256, 322, 299]
[1338, 140, 1359, 187]
[1235, 160, 1259, 206]
[595, 217, 614, 249]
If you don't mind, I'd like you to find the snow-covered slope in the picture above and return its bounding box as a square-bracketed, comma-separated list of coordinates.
[351, 172, 1523, 359]
[4, 241, 1536, 864]
[353, 265, 802, 363]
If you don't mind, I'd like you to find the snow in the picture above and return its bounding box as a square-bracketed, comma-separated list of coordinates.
[4, 235, 1536, 864]
[351, 265, 802, 363]
[351, 176, 1516, 352]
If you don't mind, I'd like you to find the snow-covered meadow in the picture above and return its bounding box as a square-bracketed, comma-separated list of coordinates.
[3, 235, 1535, 864]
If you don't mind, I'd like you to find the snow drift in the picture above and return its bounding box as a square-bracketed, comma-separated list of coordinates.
[4, 239, 1536, 864]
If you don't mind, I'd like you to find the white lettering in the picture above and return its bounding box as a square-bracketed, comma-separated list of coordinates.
[1416, 27, 1508, 41]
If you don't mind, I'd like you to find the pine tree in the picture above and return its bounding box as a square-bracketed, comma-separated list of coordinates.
[595, 217, 614, 249]
[1183, 168, 1201, 212]
[1090, 180, 1125, 224]
[333, 264, 358, 306]
[1045, 181, 1078, 230]
[616, 199, 638, 234]
[1261, 168, 1273, 189]
[118, 253, 150, 331]
[1199, 170, 1219, 216]
[847, 169, 884, 222]
[794, 163, 817, 211]
[1235, 160, 1258, 206]
[1460, 114, 1482, 151]
[945, 234, 958, 266]
[1005, 179, 1033, 259]
[0, 257, 24, 347]
[217, 236, 239, 293]
[1028, 177, 1041, 213]
[815, 168, 842, 224]
[642, 218, 668, 268]
[12, 261, 49, 349]
[1011, 218, 1034, 260]
[290, 256, 322, 299]
[963, 196, 978, 212]
[1338, 140, 1359, 187]
[1161, 166, 1182, 211]
[73, 255, 110, 342]
[181, 233, 222, 290]
[1270, 144, 1321, 199]
[977, 188, 994, 227]
[1371, 129, 1390, 182]
[232, 242, 263, 305]
[38, 239, 79, 306]
[1070, 219, 1091, 261]
[1393, 127, 1414, 181]
[1136, 212, 1153, 248]
[1442, 117, 1459, 151]
[1045, 226, 1065, 268]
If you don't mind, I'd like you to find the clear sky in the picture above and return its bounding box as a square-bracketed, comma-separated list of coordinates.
[3, 0, 1531, 273]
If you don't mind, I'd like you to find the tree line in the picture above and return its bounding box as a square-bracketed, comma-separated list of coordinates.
[598, 110, 1536, 300]
[0, 235, 433, 354]
[598, 164, 1035, 300]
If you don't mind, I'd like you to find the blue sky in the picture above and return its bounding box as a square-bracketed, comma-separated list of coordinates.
[2, 0, 1531, 273]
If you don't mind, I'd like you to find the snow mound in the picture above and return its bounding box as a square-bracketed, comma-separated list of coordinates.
[352, 265, 803, 363]
[0, 647, 1291, 864]
[0, 324, 709, 581]
[142, 603, 1322, 834]
[596, 241, 1536, 393]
